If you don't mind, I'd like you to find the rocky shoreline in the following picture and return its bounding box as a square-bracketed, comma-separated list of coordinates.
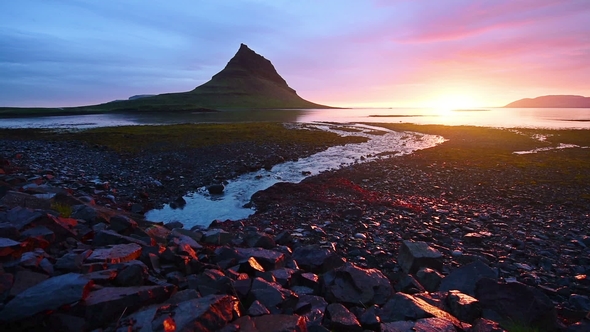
[1, 125, 589, 331]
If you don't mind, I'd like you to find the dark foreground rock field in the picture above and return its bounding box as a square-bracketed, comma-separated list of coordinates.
[0, 124, 589, 331]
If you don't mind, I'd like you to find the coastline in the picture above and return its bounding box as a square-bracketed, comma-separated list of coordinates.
[0, 122, 589, 330]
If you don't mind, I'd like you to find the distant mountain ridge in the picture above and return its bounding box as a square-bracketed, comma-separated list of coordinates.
[504, 95, 590, 108]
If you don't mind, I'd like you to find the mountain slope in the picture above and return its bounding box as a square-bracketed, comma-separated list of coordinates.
[98, 44, 330, 111]
[504, 95, 590, 108]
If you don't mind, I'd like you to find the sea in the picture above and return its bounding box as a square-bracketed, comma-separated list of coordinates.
[1, 108, 589, 129]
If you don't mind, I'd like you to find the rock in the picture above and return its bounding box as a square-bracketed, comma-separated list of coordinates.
[239, 257, 266, 275]
[248, 300, 271, 316]
[188, 269, 233, 296]
[244, 231, 276, 249]
[208, 183, 225, 195]
[108, 214, 137, 233]
[395, 273, 426, 294]
[54, 252, 84, 272]
[120, 294, 237, 331]
[0, 272, 14, 301]
[93, 229, 149, 246]
[0, 207, 43, 231]
[471, 318, 506, 332]
[114, 260, 149, 286]
[84, 284, 175, 328]
[0, 273, 93, 321]
[0, 237, 22, 259]
[164, 221, 184, 230]
[234, 314, 307, 332]
[71, 204, 97, 223]
[21, 225, 55, 243]
[569, 294, 590, 312]
[439, 260, 497, 296]
[0, 191, 51, 209]
[292, 245, 346, 273]
[413, 317, 457, 332]
[0, 222, 19, 239]
[203, 228, 233, 245]
[236, 247, 286, 271]
[379, 293, 462, 328]
[381, 321, 415, 332]
[86, 243, 142, 264]
[416, 267, 444, 292]
[398, 240, 443, 273]
[359, 305, 381, 331]
[9, 270, 49, 297]
[248, 277, 288, 314]
[274, 230, 293, 245]
[325, 303, 363, 331]
[446, 290, 482, 323]
[322, 262, 393, 306]
[475, 278, 562, 331]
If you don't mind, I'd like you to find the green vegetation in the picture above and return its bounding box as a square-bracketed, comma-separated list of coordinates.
[0, 123, 366, 154]
[50, 202, 72, 218]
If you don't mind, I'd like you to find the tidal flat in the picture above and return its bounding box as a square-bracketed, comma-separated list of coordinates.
[1, 122, 589, 330]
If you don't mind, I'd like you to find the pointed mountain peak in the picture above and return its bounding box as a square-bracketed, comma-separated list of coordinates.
[213, 43, 290, 88]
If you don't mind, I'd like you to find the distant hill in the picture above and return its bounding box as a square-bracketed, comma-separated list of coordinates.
[0, 44, 331, 116]
[504, 95, 590, 108]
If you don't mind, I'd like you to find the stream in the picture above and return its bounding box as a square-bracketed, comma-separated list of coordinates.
[144, 123, 445, 228]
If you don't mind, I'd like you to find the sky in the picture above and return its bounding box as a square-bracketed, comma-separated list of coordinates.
[1, 0, 589, 108]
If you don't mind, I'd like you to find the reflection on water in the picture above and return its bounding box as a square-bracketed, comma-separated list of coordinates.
[145, 123, 445, 227]
[1, 108, 590, 129]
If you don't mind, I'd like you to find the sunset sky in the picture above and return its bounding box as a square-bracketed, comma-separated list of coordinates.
[2, 0, 589, 108]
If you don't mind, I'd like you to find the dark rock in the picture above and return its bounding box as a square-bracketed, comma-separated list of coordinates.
[274, 230, 293, 245]
[84, 284, 175, 328]
[416, 267, 444, 292]
[245, 231, 276, 249]
[8, 270, 49, 297]
[322, 262, 393, 306]
[292, 245, 346, 273]
[471, 318, 506, 332]
[239, 256, 266, 275]
[0, 237, 22, 259]
[475, 278, 562, 331]
[567, 320, 590, 332]
[54, 252, 84, 272]
[248, 299, 271, 316]
[87, 243, 142, 264]
[0, 222, 19, 239]
[114, 260, 149, 286]
[249, 277, 287, 314]
[208, 183, 225, 195]
[359, 305, 381, 331]
[108, 214, 137, 233]
[71, 204, 97, 223]
[203, 228, 232, 245]
[379, 293, 462, 328]
[0, 191, 51, 209]
[0, 272, 14, 301]
[395, 273, 426, 294]
[325, 303, 363, 331]
[381, 321, 415, 332]
[167, 289, 200, 304]
[439, 260, 497, 296]
[569, 294, 590, 312]
[236, 247, 286, 271]
[413, 317, 457, 332]
[93, 229, 149, 246]
[271, 268, 297, 288]
[446, 290, 482, 323]
[0, 207, 43, 231]
[240, 314, 307, 332]
[164, 221, 184, 230]
[120, 294, 237, 331]
[398, 240, 443, 274]
[188, 269, 233, 296]
[0, 273, 93, 321]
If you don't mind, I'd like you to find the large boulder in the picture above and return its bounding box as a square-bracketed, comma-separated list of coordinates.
[325, 303, 363, 331]
[86, 243, 142, 264]
[322, 262, 393, 306]
[439, 260, 497, 296]
[0, 273, 93, 321]
[397, 240, 443, 274]
[475, 278, 562, 331]
[378, 293, 463, 329]
[292, 245, 346, 273]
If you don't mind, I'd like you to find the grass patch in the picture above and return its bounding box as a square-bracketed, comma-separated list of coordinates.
[0, 123, 367, 154]
[51, 202, 72, 218]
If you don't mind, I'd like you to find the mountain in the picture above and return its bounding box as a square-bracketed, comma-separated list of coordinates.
[504, 95, 590, 108]
[100, 43, 330, 112]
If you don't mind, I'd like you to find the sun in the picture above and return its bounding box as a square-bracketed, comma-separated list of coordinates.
[432, 95, 479, 111]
